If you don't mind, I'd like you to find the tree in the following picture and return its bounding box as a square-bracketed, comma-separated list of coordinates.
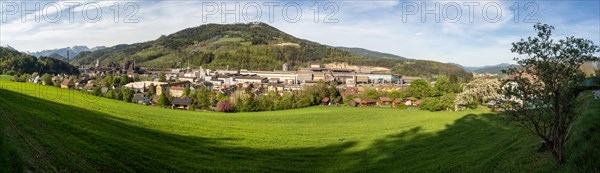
[113, 76, 121, 86]
[91, 86, 102, 96]
[147, 84, 156, 97]
[236, 93, 257, 112]
[387, 90, 404, 100]
[114, 88, 123, 100]
[501, 23, 599, 165]
[407, 79, 431, 99]
[278, 93, 295, 110]
[456, 78, 502, 108]
[433, 75, 461, 96]
[216, 101, 235, 112]
[105, 74, 113, 87]
[360, 88, 380, 99]
[122, 88, 134, 102]
[433, 75, 452, 96]
[328, 82, 341, 104]
[420, 93, 455, 111]
[182, 86, 191, 97]
[41, 73, 53, 86]
[120, 75, 129, 85]
[159, 72, 167, 82]
[194, 86, 214, 110]
[157, 92, 170, 107]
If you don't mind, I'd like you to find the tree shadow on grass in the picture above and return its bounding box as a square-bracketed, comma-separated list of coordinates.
[0, 89, 554, 172]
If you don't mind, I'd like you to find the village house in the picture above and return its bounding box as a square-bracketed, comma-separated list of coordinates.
[132, 93, 149, 105]
[101, 87, 109, 94]
[359, 98, 377, 107]
[342, 88, 358, 98]
[84, 83, 96, 91]
[169, 86, 186, 97]
[171, 98, 193, 110]
[378, 97, 392, 106]
[156, 81, 191, 96]
[60, 78, 75, 89]
[321, 97, 330, 106]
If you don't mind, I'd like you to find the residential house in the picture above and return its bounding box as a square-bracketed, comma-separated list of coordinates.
[413, 100, 423, 106]
[170, 86, 186, 97]
[156, 81, 191, 96]
[321, 97, 330, 106]
[378, 97, 392, 106]
[84, 83, 96, 91]
[342, 88, 358, 98]
[360, 98, 377, 107]
[101, 87, 109, 94]
[132, 93, 149, 105]
[60, 79, 75, 89]
[171, 98, 193, 110]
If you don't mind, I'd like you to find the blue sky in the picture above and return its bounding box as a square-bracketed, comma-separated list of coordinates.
[1, 0, 598, 67]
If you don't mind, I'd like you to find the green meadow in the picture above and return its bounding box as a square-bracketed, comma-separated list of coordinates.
[0, 75, 598, 172]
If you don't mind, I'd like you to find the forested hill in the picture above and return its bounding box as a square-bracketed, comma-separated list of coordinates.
[72, 22, 471, 78]
[0, 47, 79, 75]
[335, 47, 411, 60]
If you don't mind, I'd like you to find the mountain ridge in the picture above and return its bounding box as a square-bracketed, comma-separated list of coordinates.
[335, 47, 411, 61]
[29, 46, 107, 60]
[68, 22, 471, 78]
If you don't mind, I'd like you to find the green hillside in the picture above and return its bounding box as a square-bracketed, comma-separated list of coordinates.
[71, 23, 471, 78]
[0, 47, 79, 75]
[2, 76, 598, 172]
[335, 47, 411, 60]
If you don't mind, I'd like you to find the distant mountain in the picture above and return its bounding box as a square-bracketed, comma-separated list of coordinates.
[448, 63, 478, 72]
[456, 63, 514, 74]
[335, 47, 411, 61]
[47, 53, 66, 61]
[71, 23, 471, 79]
[473, 64, 514, 74]
[3, 45, 17, 51]
[29, 46, 106, 60]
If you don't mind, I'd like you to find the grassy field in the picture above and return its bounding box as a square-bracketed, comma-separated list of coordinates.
[0, 75, 597, 172]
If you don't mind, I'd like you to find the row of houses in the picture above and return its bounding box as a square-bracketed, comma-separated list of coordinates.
[137, 64, 419, 88]
[351, 97, 423, 108]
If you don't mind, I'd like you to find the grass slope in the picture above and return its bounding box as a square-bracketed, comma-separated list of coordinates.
[1, 75, 597, 172]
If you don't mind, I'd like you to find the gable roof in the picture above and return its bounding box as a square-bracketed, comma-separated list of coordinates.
[342, 89, 357, 97]
[361, 98, 377, 103]
[171, 98, 193, 106]
[101, 87, 109, 94]
[61, 79, 73, 86]
[393, 98, 403, 103]
[379, 97, 391, 102]
[132, 94, 146, 101]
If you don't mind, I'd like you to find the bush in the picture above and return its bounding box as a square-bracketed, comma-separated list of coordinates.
[216, 101, 235, 112]
[157, 92, 170, 107]
[420, 93, 455, 111]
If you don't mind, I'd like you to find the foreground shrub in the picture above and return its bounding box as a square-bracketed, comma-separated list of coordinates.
[216, 101, 235, 112]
